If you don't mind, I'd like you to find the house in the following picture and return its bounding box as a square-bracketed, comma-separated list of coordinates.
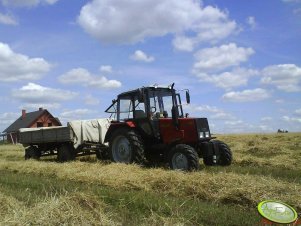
[3, 108, 62, 144]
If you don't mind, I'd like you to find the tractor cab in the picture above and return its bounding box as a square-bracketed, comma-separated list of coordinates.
[106, 84, 183, 121]
[105, 84, 211, 145]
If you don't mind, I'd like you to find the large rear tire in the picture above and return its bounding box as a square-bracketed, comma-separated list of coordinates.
[25, 146, 40, 160]
[109, 128, 145, 164]
[57, 144, 76, 162]
[168, 144, 200, 171]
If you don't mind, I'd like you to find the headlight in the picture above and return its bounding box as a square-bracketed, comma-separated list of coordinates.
[199, 132, 204, 138]
[205, 131, 210, 137]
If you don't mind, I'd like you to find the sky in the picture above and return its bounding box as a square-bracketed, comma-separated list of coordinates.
[0, 0, 300, 134]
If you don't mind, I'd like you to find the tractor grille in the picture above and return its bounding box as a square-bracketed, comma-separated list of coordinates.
[195, 118, 211, 139]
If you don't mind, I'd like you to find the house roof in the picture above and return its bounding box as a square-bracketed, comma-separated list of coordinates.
[3, 109, 61, 133]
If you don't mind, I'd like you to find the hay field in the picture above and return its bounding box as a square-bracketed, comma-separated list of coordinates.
[0, 133, 300, 225]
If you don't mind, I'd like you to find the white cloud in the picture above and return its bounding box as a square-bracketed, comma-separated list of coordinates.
[223, 120, 275, 133]
[59, 68, 121, 89]
[0, 42, 51, 82]
[12, 83, 77, 103]
[60, 109, 95, 118]
[192, 6, 237, 42]
[193, 43, 254, 73]
[0, 12, 18, 25]
[196, 67, 258, 90]
[130, 50, 154, 63]
[172, 36, 195, 52]
[224, 120, 244, 126]
[261, 64, 301, 92]
[89, 76, 121, 89]
[0, 112, 20, 128]
[295, 108, 301, 116]
[78, 0, 237, 50]
[186, 104, 235, 120]
[84, 94, 100, 105]
[223, 120, 256, 133]
[193, 105, 222, 114]
[59, 109, 97, 123]
[222, 88, 270, 102]
[261, 116, 272, 122]
[58, 68, 91, 84]
[282, 0, 301, 3]
[282, 0, 301, 13]
[20, 103, 61, 111]
[275, 99, 284, 104]
[246, 16, 256, 30]
[258, 125, 273, 132]
[1, 0, 59, 7]
[173, 6, 237, 51]
[282, 116, 301, 123]
[99, 65, 112, 73]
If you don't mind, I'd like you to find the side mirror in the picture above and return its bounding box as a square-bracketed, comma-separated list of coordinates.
[186, 91, 190, 104]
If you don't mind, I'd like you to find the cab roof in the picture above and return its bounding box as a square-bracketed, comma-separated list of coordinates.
[118, 86, 174, 98]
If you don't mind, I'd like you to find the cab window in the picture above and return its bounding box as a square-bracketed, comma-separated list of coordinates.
[119, 98, 133, 120]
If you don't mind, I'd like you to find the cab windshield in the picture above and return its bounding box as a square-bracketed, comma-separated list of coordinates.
[149, 89, 182, 118]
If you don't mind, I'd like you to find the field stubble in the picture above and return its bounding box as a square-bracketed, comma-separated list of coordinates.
[0, 133, 300, 225]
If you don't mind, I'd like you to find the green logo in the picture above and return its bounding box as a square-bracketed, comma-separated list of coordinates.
[258, 200, 298, 224]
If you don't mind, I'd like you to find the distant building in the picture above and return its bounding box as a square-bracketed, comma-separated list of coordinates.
[3, 108, 61, 144]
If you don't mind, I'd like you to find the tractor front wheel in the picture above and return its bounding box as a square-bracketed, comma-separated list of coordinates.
[109, 128, 145, 164]
[168, 144, 200, 171]
[214, 140, 232, 166]
[203, 140, 232, 166]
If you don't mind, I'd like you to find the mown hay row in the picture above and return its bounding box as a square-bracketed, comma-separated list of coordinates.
[0, 159, 300, 211]
[0, 191, 118, 226]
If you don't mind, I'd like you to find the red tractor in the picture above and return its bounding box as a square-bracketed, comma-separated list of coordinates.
[103, 84, 232, 171]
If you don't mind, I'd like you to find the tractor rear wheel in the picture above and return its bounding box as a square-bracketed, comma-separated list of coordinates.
[168, 144, 200, 171]
[25, 146, 40, 160]
[109, 128, 145, 164]
[57, 144, 76, 162]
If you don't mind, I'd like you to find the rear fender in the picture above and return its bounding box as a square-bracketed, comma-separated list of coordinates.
[104, 121, 136, 143]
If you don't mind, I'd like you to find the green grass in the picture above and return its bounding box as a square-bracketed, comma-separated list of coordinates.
[0, 133, 300, 225]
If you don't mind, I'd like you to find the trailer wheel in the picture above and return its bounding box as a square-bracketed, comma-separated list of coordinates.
[95, 148, 110, 160]
[25, 146, 40, 160]
[109, 128, 145, 164]
[57, 144, 76, 162]
[203, 140, 232, 166]
[168, 144, 200, 171]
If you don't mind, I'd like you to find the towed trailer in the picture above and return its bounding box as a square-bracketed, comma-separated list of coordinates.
[19, 119, 111, 162]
